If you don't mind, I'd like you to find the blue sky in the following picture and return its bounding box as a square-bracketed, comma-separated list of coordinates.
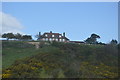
[2, 2, 118, 43]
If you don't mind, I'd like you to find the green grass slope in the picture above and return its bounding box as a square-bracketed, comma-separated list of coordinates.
[2, 41, 119, 78]
[2, 41, 41, 69]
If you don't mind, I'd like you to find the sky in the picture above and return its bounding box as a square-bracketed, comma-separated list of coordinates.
[2, 0, 120, 2]
[1, 2, 118, 43]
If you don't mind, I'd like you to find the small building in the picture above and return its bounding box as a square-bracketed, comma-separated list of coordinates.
[69, 41, 85, 44]
[38, 31, 69, 42]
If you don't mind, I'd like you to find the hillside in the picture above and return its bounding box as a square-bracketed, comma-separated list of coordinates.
[2, 41, 40, 69]
[2, 41, 119, 78]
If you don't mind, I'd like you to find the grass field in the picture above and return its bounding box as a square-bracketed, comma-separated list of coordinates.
[2, 41, 42, 69]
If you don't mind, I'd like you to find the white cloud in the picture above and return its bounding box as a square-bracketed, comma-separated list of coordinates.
[0, 12, 24, 34]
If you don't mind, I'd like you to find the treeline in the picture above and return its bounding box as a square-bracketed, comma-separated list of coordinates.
[84, 33, 118, 45]
[2, 41, 118, 78]
[2, 33, 32, 41]
[1, 32, 118, 45]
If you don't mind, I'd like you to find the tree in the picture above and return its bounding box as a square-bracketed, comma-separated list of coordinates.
[14, 33, 22, 40]
[2, 33, 15, 40]
[91, 34, 100, 39]
[97, 42, 106, 45]
[110, 39, 118, 45]
[21, 35, 32, 41]
[85, 33, 100, 44]
[85, 38, 92, 44]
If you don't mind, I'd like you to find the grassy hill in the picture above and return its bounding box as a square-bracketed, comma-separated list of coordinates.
[2, 41, 41, 69]
[2, 41, 119, 78]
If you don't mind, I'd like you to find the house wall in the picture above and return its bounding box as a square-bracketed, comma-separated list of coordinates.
[41, 38, 67, 42]
[39, 32, 69, 42]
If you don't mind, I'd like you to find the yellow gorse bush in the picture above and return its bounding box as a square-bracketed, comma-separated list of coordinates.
[36, 63, 43, 67]
[31, 66, 38, 70]
[5, 70, 11, 73]
[2, 73, 11, 78]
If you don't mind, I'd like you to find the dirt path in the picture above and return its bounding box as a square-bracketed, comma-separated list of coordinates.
[28, 42, 40, 49]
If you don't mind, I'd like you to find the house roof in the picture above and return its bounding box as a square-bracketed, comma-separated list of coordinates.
[44, 32, 61, 35]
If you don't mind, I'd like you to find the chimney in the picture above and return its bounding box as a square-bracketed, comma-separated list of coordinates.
[39, 32, 41, 38]
[50, 31, 52, 33]
[39, 32, 41, 36]
[63, 32, 65, 37]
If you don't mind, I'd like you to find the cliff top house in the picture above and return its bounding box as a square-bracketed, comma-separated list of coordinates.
[38, 31, 69, 42]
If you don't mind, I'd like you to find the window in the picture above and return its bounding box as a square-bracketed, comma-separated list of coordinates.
[63, 39, 65, 42]
[52, 35, 55, 37]
[49, 38, 52, 41]
[45, 34, 48, 37]
[42, 38, 45, 41]
[46, 38, 48, 41]
[56, 39, 58, 41]
[59, 35, 61, 37]
[59, 39, 62, 42]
